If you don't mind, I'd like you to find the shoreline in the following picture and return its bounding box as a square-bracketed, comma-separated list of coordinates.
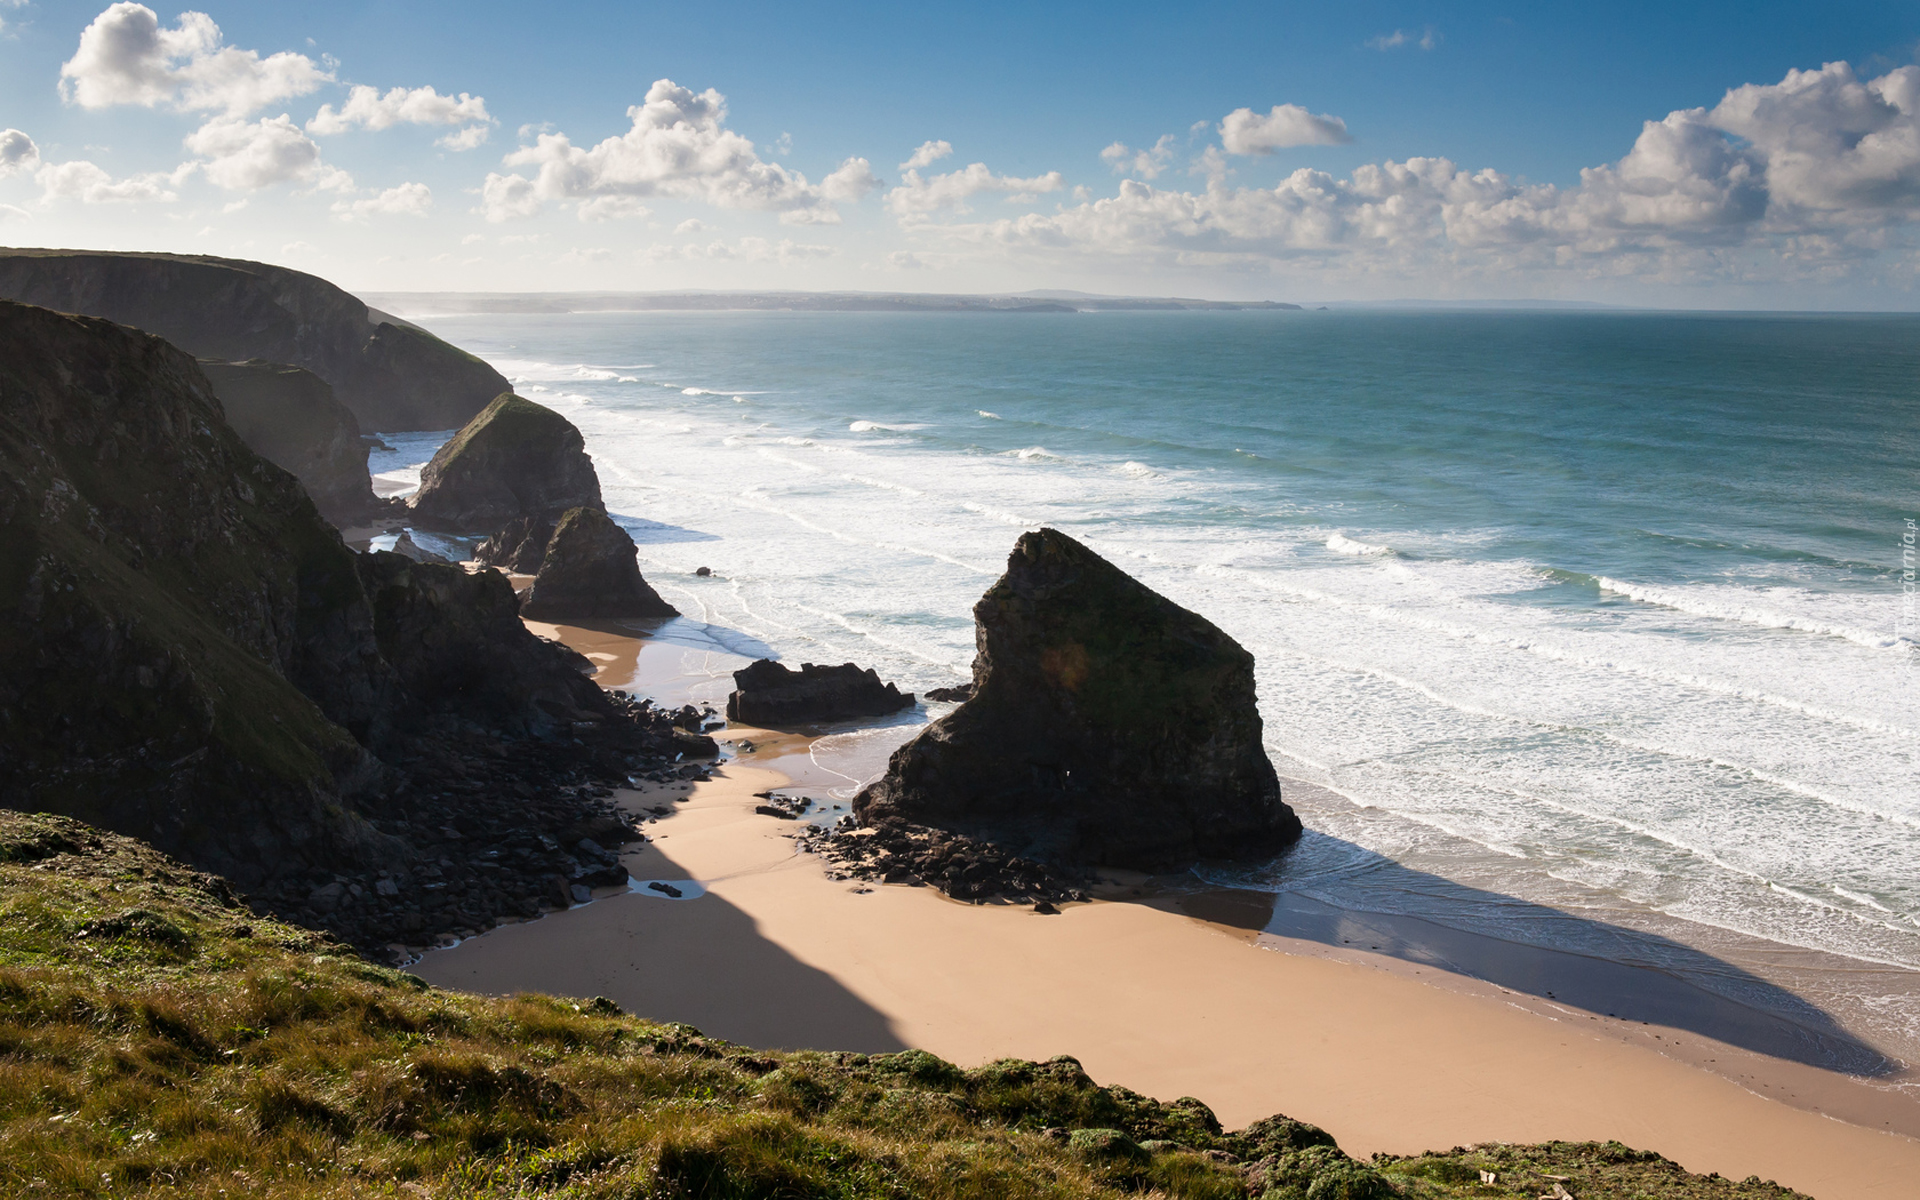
[413, 614, 1920, 1198]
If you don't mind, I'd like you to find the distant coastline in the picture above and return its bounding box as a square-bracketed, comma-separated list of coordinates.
[358, 288, 1304, 315]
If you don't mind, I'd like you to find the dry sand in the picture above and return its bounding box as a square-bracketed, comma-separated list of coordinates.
[413, 617, 1920, 1200]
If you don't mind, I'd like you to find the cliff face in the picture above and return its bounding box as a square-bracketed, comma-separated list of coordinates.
[198, 359, 376, 524]
[855, 528, 1300, 871]
[0, 249, 509, 431]
[409, 393, 604, 531]
[0, 300, 623, 888]
[0, 300, 397, 882]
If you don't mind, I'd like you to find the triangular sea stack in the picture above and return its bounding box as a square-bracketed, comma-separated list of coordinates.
[855, 528, 1300, 871]
[520, 507, 679, 620]
[410, 394, 603, 531]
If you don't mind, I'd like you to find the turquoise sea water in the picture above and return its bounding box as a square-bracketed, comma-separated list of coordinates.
[390, 308, 1920, 1068]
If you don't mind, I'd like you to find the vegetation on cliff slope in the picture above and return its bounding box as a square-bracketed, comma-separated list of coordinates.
[0, 810, 1810, 1200]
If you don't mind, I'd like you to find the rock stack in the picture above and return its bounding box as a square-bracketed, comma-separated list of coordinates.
[409, 393, 603, 531]
[520, 507, 679, 620]
[853, 528, 1300, 872]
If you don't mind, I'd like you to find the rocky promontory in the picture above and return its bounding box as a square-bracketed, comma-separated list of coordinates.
[0, 299, 706, 954]
[851, 528, 1300, 876]
[0, 248, 508, 431]
[519, 506, 679, 621]
[727, 660, 915, 727]
[409, 393, 604, 531]
[197, 358, 378, 523]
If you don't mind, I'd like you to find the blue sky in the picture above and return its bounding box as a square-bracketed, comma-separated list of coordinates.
[3, 1, 1918, 304]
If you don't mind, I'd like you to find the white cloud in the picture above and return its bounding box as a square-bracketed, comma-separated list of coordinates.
[36, 157, 182, 203]
[643, 236, 833, 263]
[886, 161, 1066, 216]
[1, 128, 40, 175]
[333, 181, 432, 220]
[576, 195, 649, 221]
[1101, 134, 1177, 179]
[1368, 28, 1439, 51]
[1219, 104, 1353, 154]
[488, 79, 870, 222]
[184, 114, 323, 190]
[307, 83, 493, 150]
[0, 204, 30, 222]
[890, 62, 1920, 287]
[560, 246, 613, 264]
[479, 171, 539, 221]
[60, 3, 329, 116]
[461, 232, 485, 244]
[674, 217, 707, 234]
[900, 139, 952, 171]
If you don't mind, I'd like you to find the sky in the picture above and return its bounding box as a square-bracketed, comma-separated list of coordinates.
[2, 1, 1919, 306]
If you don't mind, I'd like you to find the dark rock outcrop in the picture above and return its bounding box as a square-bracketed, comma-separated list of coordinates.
[853, 528, 1299, 873]
[197, 358, 376, 523]
[0, 299, 708, 951]
[0, 299, 397, 883]
[409, 394, 604, 531]
[475, 515, 553, 573]
[519, 507, 678, 621]
[0, 248, 509, 431]
[726, 659, 914, 727]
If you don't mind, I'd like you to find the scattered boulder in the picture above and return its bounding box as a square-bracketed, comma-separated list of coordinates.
[726, 660, 914, 727]
[519, 507, 678, 621]
[924, 683, 973, 702]
[197, 358, 376, 524]
[409, 394, 604, 531]
[387, 531, 448, 564]
[854, 528, 1300, 872]
[0, 248, 508, 431]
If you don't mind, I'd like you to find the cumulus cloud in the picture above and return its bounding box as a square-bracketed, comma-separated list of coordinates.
[184, 114, 323, 190]
[900, 140, 952, 171]
[60, 3, 329, 115]
[36, 158, 183, 203]
[1101, 134, 1177, 179]
[1, 128, 40, 175]
[892, 62, 1920, 286]
[886, 161, 1066, 216]
[1219, 104, 1353, 154]
[488, 78, 874, 224]
[307, 83, 493, 149]
[333, 181, 432, 220]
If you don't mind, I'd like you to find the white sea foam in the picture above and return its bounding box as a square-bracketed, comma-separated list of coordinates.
[1597, 576, 1909, 651]
[1327, 533, 1391, 556]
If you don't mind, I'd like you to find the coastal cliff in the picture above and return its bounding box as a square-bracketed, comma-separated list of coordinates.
[197, 358, 377, 523]
[0, 299, 697, 946]
[0, 248, 509, 431]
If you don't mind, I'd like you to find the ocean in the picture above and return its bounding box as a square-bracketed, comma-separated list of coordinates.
[377, 307, 1920, 1079]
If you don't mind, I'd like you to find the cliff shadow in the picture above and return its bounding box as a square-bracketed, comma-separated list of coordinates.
[1168, 829, 1902, 1079]
[412, 838, 907, 1054]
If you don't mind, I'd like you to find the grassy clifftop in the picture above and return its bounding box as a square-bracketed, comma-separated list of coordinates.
[0, 810, 1809, 1200]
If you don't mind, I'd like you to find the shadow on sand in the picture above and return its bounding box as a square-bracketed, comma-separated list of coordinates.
[414, 839, 907, 1055]
[1175, 831, 1899, 1079]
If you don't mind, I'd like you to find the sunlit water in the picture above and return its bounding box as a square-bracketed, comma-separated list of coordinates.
[384, 308, 1920, 1069]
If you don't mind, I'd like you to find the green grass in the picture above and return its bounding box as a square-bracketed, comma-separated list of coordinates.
[0, 811, 1814, 1199]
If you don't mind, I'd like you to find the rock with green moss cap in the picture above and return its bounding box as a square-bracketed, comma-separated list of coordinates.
[0, 248, 508, 431]
[519, 506, 678, 620]
[197, 358, 377, 524]
[854, 527, 1300, 871]
[409, 393, 604, 532]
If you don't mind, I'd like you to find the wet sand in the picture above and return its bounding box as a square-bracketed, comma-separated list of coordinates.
[413, 617, 1920, 1200]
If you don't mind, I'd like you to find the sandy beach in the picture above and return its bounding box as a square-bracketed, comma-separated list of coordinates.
[416, 617, 1920, 1200]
